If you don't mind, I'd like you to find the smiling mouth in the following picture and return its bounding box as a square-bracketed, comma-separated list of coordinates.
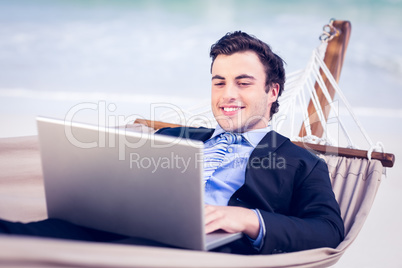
[223, 107, 242, 112]
[220, 106, 245, 115]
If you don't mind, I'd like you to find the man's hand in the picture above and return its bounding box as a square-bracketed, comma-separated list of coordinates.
[204, 204, 260, 239]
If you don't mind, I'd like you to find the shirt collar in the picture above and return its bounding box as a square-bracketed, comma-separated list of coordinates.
[210, 125, 272, 148]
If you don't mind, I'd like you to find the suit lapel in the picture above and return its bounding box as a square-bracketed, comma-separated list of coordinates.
[228, 131, 289, 209]
[250, 131, 288, 158]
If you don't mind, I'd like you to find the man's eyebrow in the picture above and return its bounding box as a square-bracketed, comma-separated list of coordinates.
[212, 75, 225, 80]
[235, 74, 256, 80]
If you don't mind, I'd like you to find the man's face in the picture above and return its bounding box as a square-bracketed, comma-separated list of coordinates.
[211, 51, 279, 133]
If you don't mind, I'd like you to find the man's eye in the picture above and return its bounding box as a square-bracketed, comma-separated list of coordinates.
[214, 82, 225, 86]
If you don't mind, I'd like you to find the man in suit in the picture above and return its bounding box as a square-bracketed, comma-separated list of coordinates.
[153, 31, 344, 254]
[0, 31, 344, 255]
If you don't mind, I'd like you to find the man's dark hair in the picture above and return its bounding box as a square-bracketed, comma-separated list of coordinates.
[210, 31, 285, 118]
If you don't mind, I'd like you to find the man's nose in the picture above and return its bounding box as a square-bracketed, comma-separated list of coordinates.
[221, 83, 238, 100]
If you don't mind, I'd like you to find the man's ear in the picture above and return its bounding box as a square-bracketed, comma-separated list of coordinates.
[269, 83, 280, 102]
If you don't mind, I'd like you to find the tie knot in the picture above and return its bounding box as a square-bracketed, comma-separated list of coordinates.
[220, 132, 241, 145]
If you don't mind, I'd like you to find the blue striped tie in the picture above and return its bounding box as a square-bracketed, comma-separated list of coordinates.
[203, 132, 240, 183]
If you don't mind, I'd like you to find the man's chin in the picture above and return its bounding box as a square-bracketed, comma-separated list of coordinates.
[216, 121, 242, 133]
[213, 113, 245, 132]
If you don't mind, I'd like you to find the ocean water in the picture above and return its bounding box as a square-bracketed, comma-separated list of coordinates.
[0, 0, 401, 138]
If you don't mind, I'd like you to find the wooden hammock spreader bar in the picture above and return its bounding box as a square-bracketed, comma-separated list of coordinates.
[133, 119, 395, 168]
[134, 118, 184, 130]
[299, 20, 351, 138]
[293, 141, 395, 168]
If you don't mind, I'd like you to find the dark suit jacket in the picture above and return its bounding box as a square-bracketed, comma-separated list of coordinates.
[156, 127, 344, 255]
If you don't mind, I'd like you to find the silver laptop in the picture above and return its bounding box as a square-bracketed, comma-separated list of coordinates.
[36, 116, 242, 250]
